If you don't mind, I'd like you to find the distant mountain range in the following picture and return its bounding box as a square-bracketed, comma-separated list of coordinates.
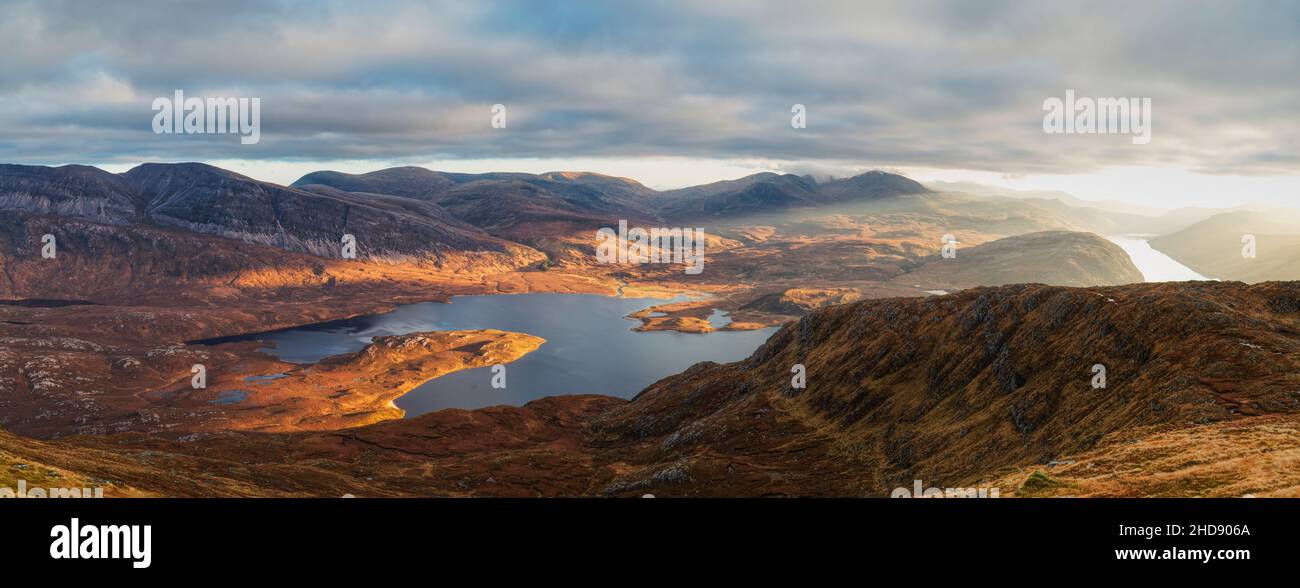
[293, 167, 660, 239]
[653, 170, 931, 219]
[0, 163, 954, 280]
[0, 163, 524, 259]
[926, 180, 1235, 237]
[0, 162, 938, 245]
[296, 167, 933, 226]
[8, 160, 1288, 303]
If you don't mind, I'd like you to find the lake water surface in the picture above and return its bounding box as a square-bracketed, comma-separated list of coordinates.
[195, 237, 1206, 415]
[206, 294, 777, 416]
[1105, 235, 1210, 282]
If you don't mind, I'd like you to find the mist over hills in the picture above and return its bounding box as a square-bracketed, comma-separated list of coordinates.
[895, 231, 1144, 290]
[1151, 209, 1300, 282]
[928, 180, 1232, 237]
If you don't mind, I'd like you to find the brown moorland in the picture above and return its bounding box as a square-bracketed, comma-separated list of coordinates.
[3, 281, 1297, 497]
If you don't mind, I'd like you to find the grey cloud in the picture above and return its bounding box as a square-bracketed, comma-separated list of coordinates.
[0, 0, 1296, 175]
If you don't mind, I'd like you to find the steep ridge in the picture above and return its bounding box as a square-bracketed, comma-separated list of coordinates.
[0, 214, 340, 301]
[584, 281, 1300, 495]
[125, 162, 525, 259]
[0, 164, 145, 224]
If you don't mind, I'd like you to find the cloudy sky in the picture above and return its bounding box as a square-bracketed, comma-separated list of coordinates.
[2, 0, 1297, 207]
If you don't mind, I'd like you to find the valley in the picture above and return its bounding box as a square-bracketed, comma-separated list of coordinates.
[1, 162, 1296, 497]
[4, 281, 1299, 498]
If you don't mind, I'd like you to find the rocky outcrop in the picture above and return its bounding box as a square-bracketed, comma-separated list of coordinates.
[741, 287, 864, 316]
[0, 164, 144, 224]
